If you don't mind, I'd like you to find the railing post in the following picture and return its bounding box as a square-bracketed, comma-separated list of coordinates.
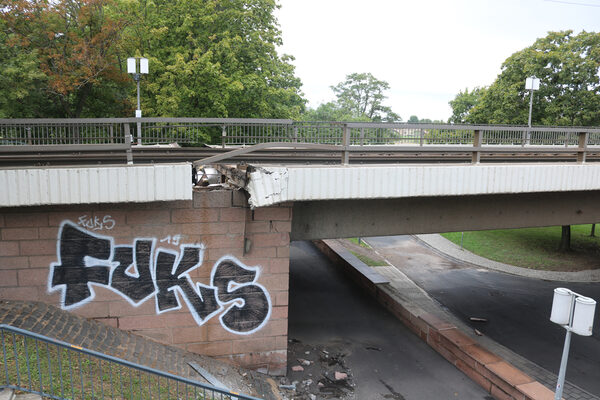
[26, 127, 32, 145]
[293, 125, 298, 143]
[419, 129, 424, 146]
[472, 129, 481, 164]
[124, 123, 133, 165]
[342, 124, 350, 165]
[221, 125, 227, 148]
[136, 120, 142, 145]
[360, 128, 365, 146]
[577, 131, 588, 164]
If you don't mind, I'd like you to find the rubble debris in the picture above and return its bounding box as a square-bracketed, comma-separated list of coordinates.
[469, 317, 488, 323]
[291, 365, 304, 372]
[335, 371, 348, 381]
[284, 340, 355, 399]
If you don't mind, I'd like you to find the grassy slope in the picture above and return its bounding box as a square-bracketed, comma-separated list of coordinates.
[441, 225, 600, 271]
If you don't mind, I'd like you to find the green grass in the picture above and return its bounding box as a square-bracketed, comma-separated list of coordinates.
[348, 237, 371, 249]
[350, 250, 388, 267]
[441, 225, 600, 271]
[0, 332, 221, 399]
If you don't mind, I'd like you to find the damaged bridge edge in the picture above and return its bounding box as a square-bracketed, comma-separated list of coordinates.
[312, 239, 559, 400]
[210, 164, 289, 209]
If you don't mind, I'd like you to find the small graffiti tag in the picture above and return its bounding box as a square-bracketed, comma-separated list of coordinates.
[78, 215, 116, 231]
[49, 221, 271, 334]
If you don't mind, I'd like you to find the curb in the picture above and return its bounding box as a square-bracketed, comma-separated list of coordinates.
[313, 239, 559, 400]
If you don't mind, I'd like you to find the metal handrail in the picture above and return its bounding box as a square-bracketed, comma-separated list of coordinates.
[1, 118, 600, 164]
[0, 324, 261, 400]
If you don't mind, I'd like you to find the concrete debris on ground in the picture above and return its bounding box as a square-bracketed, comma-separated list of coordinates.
[278, 338, 355, 400]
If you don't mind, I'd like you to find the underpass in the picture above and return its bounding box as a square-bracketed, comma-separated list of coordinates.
[287, 241, 490, 399]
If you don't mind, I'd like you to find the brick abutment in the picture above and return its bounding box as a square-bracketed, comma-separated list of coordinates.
[0, 188, 291, 375]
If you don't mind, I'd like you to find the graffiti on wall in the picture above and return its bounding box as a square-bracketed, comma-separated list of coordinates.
[77, 215, 116, 231]
[48, 221, 271, 335]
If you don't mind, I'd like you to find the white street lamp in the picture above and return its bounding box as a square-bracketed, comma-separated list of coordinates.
[127, 57, 148, 118]
[127, 57, 149, 145]
[525, 76, 540, 128]
[550, 288, 596, 400]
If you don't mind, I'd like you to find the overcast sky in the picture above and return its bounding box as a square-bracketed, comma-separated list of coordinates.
[275, 0, 600, 121]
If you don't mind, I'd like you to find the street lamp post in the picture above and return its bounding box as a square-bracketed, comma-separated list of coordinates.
[525, 76, 540, 145]
[127, 57, 149, 145]
[550, 288, 596, 400]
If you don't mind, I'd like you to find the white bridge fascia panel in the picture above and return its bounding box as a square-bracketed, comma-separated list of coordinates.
[0, 163, 192, 207]
[246, 163, 600, 208]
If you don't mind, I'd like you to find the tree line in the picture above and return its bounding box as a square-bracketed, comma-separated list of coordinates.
[0, 0, 304, 119]
[2, 1, 600, 131]
[448, 30, 600, 127]
[0, 0, 406, 123]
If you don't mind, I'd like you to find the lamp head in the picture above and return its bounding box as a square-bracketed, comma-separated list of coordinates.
[127, 58, 136, 74]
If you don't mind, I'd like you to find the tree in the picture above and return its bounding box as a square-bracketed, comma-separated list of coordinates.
[448, 87, 487, 123]
[558, 225, 571, 252]
[1, 0, 132, 117]
[1, 0, 306, 130]
[119, 0, 305, 128]
[462, 31, 600, 126]
[330, 72, 400, 122]
[407, 115, 442, 124]
[301, 101, 370, 122]
[450, 31, 600, 251]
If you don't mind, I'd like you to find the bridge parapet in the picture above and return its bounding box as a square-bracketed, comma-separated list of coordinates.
[2, 118, 600, 165]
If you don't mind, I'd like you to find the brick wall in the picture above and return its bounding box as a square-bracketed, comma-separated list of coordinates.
[0, 189, 291, 375]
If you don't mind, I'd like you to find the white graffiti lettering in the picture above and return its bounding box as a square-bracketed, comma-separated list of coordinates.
[77, 215, 116, 231]
[160, 234, 183, 246]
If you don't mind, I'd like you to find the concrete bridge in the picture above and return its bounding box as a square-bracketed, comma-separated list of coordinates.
[1, 118, 600, 377]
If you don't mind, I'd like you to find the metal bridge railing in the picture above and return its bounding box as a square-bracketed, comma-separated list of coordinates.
[2, 118, 600, 147]
[3, 118, 600, 164]
[0, 324, 260, 400]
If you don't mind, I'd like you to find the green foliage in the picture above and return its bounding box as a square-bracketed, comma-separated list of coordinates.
[301, 101, 371, 122]
[407, 115, 444, 124]
[331, 72, 400, 122]
[119, 0, 305, 133]
[1, 0, 305, 128]
[454, 31, 600, 126]
[1, 334, 192, 399]
[447, 87, 487, 124]
[303, 72, 400, 122]
[1, 0, 132, 118]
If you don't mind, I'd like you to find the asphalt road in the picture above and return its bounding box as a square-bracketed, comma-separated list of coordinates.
[365, 235, 600, 396]
[288, 241, 491, 400]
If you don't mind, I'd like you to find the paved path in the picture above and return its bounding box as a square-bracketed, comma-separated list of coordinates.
[416, 234, 600, 282]
[287, 241, 491, 400]
[363, 235, 600, 400]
